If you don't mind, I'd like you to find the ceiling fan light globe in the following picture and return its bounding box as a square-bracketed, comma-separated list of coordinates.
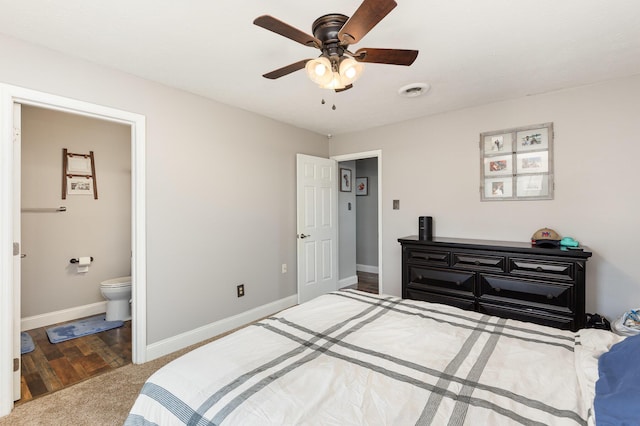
[314, 63, 327, 76]
[306, 57, 332, 86]
[339, 57, 363, 86]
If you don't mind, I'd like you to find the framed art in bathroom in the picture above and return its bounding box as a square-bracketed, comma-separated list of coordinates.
[67, 177, 94, 195]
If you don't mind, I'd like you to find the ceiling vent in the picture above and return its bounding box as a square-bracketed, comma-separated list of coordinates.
[398, 83, 430, 98]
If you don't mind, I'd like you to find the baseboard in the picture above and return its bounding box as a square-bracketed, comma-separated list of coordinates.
[338, 275, 358, 289]
[21, 301, 107, 331]
[145, 294, 298, 362]
[357, 264, 379, 274]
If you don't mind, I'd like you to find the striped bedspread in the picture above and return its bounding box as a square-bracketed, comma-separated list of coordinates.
[126, 290, 618, 425]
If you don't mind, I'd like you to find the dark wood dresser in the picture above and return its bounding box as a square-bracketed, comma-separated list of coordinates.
[398, 236, 592, 331]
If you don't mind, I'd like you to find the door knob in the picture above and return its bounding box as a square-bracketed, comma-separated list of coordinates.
[298, 234, 310, 239]
[20, 254, 26, 258]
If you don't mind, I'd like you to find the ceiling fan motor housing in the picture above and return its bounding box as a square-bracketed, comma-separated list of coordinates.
[313, 14, 349, 65]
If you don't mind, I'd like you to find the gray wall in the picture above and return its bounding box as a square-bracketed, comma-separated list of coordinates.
[330, 74, 640, 321]
[338, 161, 356, 283]
[21, 106, 131, 317]
[0, 33, 328, 344]
[355, 158, 378, 269]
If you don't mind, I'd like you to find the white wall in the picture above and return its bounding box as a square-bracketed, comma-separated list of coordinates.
[330, 75, 640, 321]
[21, 105, 131, 317]
[0, 33, 328, 344]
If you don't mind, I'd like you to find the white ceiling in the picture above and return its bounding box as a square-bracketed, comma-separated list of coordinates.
[1, 0, 639, 136]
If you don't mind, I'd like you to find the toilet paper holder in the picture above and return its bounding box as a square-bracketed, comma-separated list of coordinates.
[70, 257, 94, 264]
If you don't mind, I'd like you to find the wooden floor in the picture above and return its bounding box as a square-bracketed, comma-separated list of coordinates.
[355, 271, 379, 294]
[18, 319, 131, 405]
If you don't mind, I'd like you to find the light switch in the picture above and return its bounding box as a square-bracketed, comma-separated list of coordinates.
[393, 200, 400, 210]
[348, 202, 352, 211]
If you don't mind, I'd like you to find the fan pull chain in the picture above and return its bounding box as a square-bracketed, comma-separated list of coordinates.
[320, 98, 337, 110]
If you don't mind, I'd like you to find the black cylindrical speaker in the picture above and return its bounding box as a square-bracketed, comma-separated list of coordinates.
[419, 216, 433, 240]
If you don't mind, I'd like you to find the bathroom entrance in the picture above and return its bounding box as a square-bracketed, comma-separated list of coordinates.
[0, 84, 147, 415]
[18, 105, 132, 403]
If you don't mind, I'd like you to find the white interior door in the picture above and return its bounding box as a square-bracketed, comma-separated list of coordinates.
[296, 154, 338, 304]
[12, 103, 21, 401]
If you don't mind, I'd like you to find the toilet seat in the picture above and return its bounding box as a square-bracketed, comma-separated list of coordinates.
[101, 282, 131, 289]
[100, 276, 132, 289]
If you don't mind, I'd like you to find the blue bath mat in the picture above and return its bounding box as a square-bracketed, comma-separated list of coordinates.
[46, 314, 123, 344]
[21, 332, 35, 354]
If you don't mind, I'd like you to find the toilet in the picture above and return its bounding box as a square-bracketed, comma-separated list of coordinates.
[100, 276, 132, 321]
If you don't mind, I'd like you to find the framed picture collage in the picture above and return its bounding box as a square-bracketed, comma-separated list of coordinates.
[480, 122, 553, 201]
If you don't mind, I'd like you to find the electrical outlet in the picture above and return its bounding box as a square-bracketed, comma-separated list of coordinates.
[281, 263, 287, 274]
[237, 284, 245, 297]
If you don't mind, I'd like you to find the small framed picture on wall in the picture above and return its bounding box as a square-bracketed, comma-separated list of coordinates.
[340, 168, 352, 192]
[355, 177, 368, 196]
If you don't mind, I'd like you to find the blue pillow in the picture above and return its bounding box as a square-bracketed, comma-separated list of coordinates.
[594, 333, 640, 425]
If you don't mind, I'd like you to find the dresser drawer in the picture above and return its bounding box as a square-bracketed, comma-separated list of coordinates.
[509, 258, 574, 281]
[478, 302, 574, 330]
[452, 252, 505, 272]
[406, 248, 449, 267]
[478, 274, 574, 315]
[405, 288, 475, 312]
[407, 266, 475, 297]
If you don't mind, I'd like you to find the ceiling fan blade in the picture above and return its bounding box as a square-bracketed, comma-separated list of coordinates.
[353, 48, 418, 66]
[254, 15, 322, 48]
[338, 0, 397, 44]
[335, 84, 353, 93]
[263, 59, 312, 79]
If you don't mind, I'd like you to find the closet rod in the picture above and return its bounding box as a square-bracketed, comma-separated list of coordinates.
[21, 206, 67, 213]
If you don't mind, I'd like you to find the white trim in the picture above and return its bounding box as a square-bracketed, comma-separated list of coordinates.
[20, 302, 108, 331]
[338, 275, 359, 289]
[145, 295, 298, 362]
[0, 83, 146, 417]
[330, 150, 383, 294]
[356, 264, 379, 274]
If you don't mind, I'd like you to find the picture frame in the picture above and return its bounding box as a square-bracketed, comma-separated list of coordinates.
[355, 177, 368, 196]
[483, 154, 513, 176]
[67, 177, 94, 195]
[483, 132, 513, 153]
[516, 151, 549, 174]
[67, 155, 92, 174]
[340, 168, 352, 192]
[483, 177, 513, 199]
[516, 127, 549, 152]
[480, 122, 553, 201]
[516, 174, 550, 198]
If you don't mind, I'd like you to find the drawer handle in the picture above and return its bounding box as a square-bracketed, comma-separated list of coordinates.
[494, 287, 501, 292]
[474, 260, 481, 265]
[546, 294, 553, 299]
[417, 275, 423, 280]
[536, 266, 544, 272]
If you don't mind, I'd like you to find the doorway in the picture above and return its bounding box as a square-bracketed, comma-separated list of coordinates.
[332, 150, 382, 294]
[0, 84, 147, 416]
[18, 105, 132, 403]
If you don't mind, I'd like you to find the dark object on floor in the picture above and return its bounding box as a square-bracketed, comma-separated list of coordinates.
[586, 313, 611, 330]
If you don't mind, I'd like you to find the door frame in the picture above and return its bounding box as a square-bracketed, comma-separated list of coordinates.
[0, 83, 147, 416]
[331, 150, 383, 293]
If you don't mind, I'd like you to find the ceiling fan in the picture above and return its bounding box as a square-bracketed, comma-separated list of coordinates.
[254, 0, 418, 92]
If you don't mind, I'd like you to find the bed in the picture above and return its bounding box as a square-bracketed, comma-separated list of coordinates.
[125, 290, 634, 425]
